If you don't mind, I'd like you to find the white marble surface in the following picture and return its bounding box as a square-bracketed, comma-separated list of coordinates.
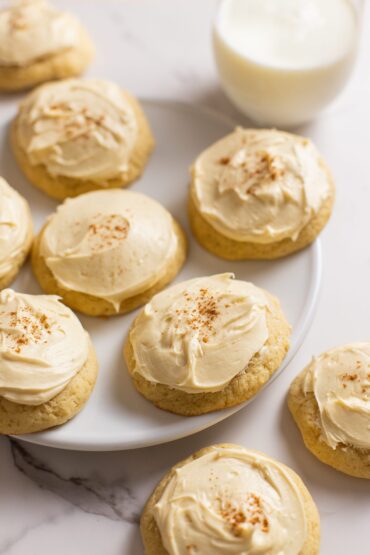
[1, 1, 370, 553]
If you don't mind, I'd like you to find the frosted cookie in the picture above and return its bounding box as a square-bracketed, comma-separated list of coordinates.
[125, 273, 290, 415]
[32, 189, 187, 316]
[11, 78, 154, 200]
[0, 177, 33, 288]
[0, 289, 98, 434]
[189, 128, 335, 259]
[0, 0, 94, 91]
[141, 443, 320, 555]
[288, 343, 370, 479]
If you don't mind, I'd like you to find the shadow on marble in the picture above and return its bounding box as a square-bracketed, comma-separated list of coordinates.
[126, 524, 143, 555]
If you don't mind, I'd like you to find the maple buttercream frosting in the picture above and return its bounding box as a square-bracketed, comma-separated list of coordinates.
[15, 78, 140, 183]
[302, 343, 370, 450]
[191, 128, 332, 244]
[288, 343, 370, 478]
[0, 289, 89, 406]
[0, 0, 88, 67]
[35, 189, 182, 312]
[141, 445, 320, 555]
[129, 273, 271, 393]
[0, 177, 32, 280]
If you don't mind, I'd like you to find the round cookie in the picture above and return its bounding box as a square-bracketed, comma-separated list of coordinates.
[141, 444, 320, 555]
[125, 273, 290, 415]
[189, 128, 335, 260]
[0, 339, 97, 435]
[32, 189, 187, 317]
[0, 289, 98, 434]
[0, 177, 33, 289]
[288, 343, 370, 479]
[0, 0, 94, 92]
[11, 78, 154, 200]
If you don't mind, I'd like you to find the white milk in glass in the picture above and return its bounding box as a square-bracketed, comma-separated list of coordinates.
[213, 0, 359, 127]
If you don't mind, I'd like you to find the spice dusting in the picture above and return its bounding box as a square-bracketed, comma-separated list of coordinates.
[9, 6, 29, 32]
[47, 102, 107, 140]
[87, 214, 130, 252]
[219, 156, 230, 165]
[10, 14, 28, 31]
[243, 151, 285, 188]
[220, 493, 269, 536]
[342, 373, 359, 382]
[175, 287, 222, 342]
[219, 148, 286, 195]
[7, 306, 52, 353]
[340, 371, 370, 397]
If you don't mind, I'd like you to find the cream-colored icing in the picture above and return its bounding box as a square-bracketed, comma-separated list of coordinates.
[130, 274, 271, 393]
[16, 78, 138, 183]
[154, 445, 307, 555]
[303, 343, 370, 450]
[0, 177, 31, 278]
[0, 0, 85, 67]
[191, 128, 331, 244]
[0, 289, 89, 406]
[39, 189, 179, 311]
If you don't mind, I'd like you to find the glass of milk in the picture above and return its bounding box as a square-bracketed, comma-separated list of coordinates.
[213, 0, 363, 127]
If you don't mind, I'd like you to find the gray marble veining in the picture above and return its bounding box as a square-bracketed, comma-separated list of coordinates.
[9, 439, 140, 524]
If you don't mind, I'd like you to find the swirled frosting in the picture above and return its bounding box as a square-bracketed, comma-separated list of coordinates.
[153, 445, 307, 555]
[0, 289, 89, 406]
[303, 343, 370, 450]
[16, 79, 138, 183]
[0, 177, 31, 278]
[0, 0, 86, 67]
[39, 190, 180, 311]
[130, 273, 271, 393]
[191, 128, 331, 243]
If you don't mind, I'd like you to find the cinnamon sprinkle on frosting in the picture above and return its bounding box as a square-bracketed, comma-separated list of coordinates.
[7, 305, 53, 354]
[0, 290, 90, 406]
[341, 373, 359, 382]
[218, 156, 230, 165]
[303, 343, 370, 450]
[130, 274, 271, 393]
[16, 80, 140, 183]
[175, 287, 221, 342]
[220, 493, 269, 536]
[86, 213, 130, 252]
[220, 148, 286, 195]
[152, 445, 308, 555]
[192, 128, 331, 245]
[0, 0, 85, 68]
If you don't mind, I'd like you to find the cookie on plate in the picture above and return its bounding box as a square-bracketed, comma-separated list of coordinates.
[32, 189, 187, 316]
[288, 343, 370, 479]
[0, 0, 94, 92]
[125, 273, 290, 415]
[0, 289, 98, 434]
[11, 78, 154, 200]
[0, 177, 33, 289]
[141, 443, 320, 555]
[189, 128, 335, 259]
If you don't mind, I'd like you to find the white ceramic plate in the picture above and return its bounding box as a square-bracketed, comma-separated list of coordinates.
[2, 99, 321, 451]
